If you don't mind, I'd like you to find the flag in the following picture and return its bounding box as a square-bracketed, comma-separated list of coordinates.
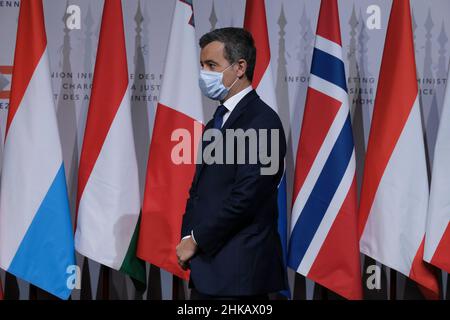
[244, 0, 290, 298]
[75, 0, 145, 284]
[358, 0, 439, 299]
[287, 0, 362, 300]
[137, 0, 204, 280]
[425, 62, 450, 274]
[0, 0, 75, 299]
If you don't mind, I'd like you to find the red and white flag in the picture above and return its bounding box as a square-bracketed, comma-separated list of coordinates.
[75, 0, 144, 283]
[358, 0, 439, 299]
[137, 0, 204, 280]
[425, 64, 450, 274]
[244, 0, 276, 108]
[244, 0, 290, 297]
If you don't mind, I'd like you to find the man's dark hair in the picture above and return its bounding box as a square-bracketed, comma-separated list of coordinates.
[199, 27, 256, 82]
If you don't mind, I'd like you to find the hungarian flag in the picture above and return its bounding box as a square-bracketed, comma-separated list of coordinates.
[244, 0, 290, 297]
[358, 0, 439, 299]
[287, 0, 362, 300]
[0, 0, 75, 299]
[425, 64, 450, 274]
[137, 0, 204, 280]
[75, 0, 145, 284]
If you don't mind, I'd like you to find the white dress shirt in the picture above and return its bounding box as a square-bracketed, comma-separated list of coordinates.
[220, 85, 253, 128]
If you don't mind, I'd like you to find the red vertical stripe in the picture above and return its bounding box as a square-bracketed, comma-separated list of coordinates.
[244, 0, 270, 88]
[76, 0, 128, 214]
[316, 0, 342, 45]
[358, 0, 418, 237]
[6, 0, 47, 138]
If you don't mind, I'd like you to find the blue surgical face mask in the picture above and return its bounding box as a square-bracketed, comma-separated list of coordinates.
[198, 64, 239, 101]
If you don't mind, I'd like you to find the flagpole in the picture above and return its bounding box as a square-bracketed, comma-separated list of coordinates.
[172, 276, 179, 300]
[292, 273, 306, 300]
[321, 286, 329, 301]
[390, 268, 397, 300]
[446, 275, 449, 300]
[147, 264, 162, 300]
[100, 265, 110, 300]
[172, 275, 185, 300]
[4, 272, 20, 300]
[30, 285, 60, 300]
[29, 284, 37, 300]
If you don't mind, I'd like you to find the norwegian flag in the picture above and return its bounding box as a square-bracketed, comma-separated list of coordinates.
[288, 0, 362, 300]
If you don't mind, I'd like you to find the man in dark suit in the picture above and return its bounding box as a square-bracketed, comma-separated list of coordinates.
[176, 27, 287, 300]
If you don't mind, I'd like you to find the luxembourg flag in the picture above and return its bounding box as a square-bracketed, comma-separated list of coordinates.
[287, 0, 362, 300]
[425, 63, 450, 274]
[0, 0, 75, 299]
[137, 0, 204, 280]
[75, 0, 145, 284]
[244, 0, 290, 297]
[358, 0, 439, 299]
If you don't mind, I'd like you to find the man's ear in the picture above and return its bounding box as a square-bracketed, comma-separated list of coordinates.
[236, 59, 248, 79]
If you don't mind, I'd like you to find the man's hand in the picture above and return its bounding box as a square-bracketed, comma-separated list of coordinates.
[176, 237, 198, 270]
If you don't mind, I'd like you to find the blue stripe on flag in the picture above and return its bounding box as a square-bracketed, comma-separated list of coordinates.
[8, 164, 75, 300]
[288, 116, 354, 271]
[311, 48, 347, 91]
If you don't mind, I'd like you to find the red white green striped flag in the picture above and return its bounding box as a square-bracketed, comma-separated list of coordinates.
[74, 0, 145, 284]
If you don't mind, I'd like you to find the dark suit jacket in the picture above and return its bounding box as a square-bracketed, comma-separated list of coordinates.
[181, 89, 287, 296]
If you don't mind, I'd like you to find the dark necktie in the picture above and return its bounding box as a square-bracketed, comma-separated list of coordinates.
[213, 105, 229, 130]
[202, 105, 229, 152]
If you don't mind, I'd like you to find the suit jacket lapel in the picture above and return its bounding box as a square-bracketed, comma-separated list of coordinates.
[221, 90, 258, 131]
[192, 119, 213, 186]
[193, 90, 259, 188]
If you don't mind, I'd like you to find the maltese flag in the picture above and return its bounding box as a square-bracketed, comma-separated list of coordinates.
[137, 0, 204, 280]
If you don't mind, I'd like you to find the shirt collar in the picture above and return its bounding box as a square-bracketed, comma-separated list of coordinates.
[222, 85, 253, 114]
